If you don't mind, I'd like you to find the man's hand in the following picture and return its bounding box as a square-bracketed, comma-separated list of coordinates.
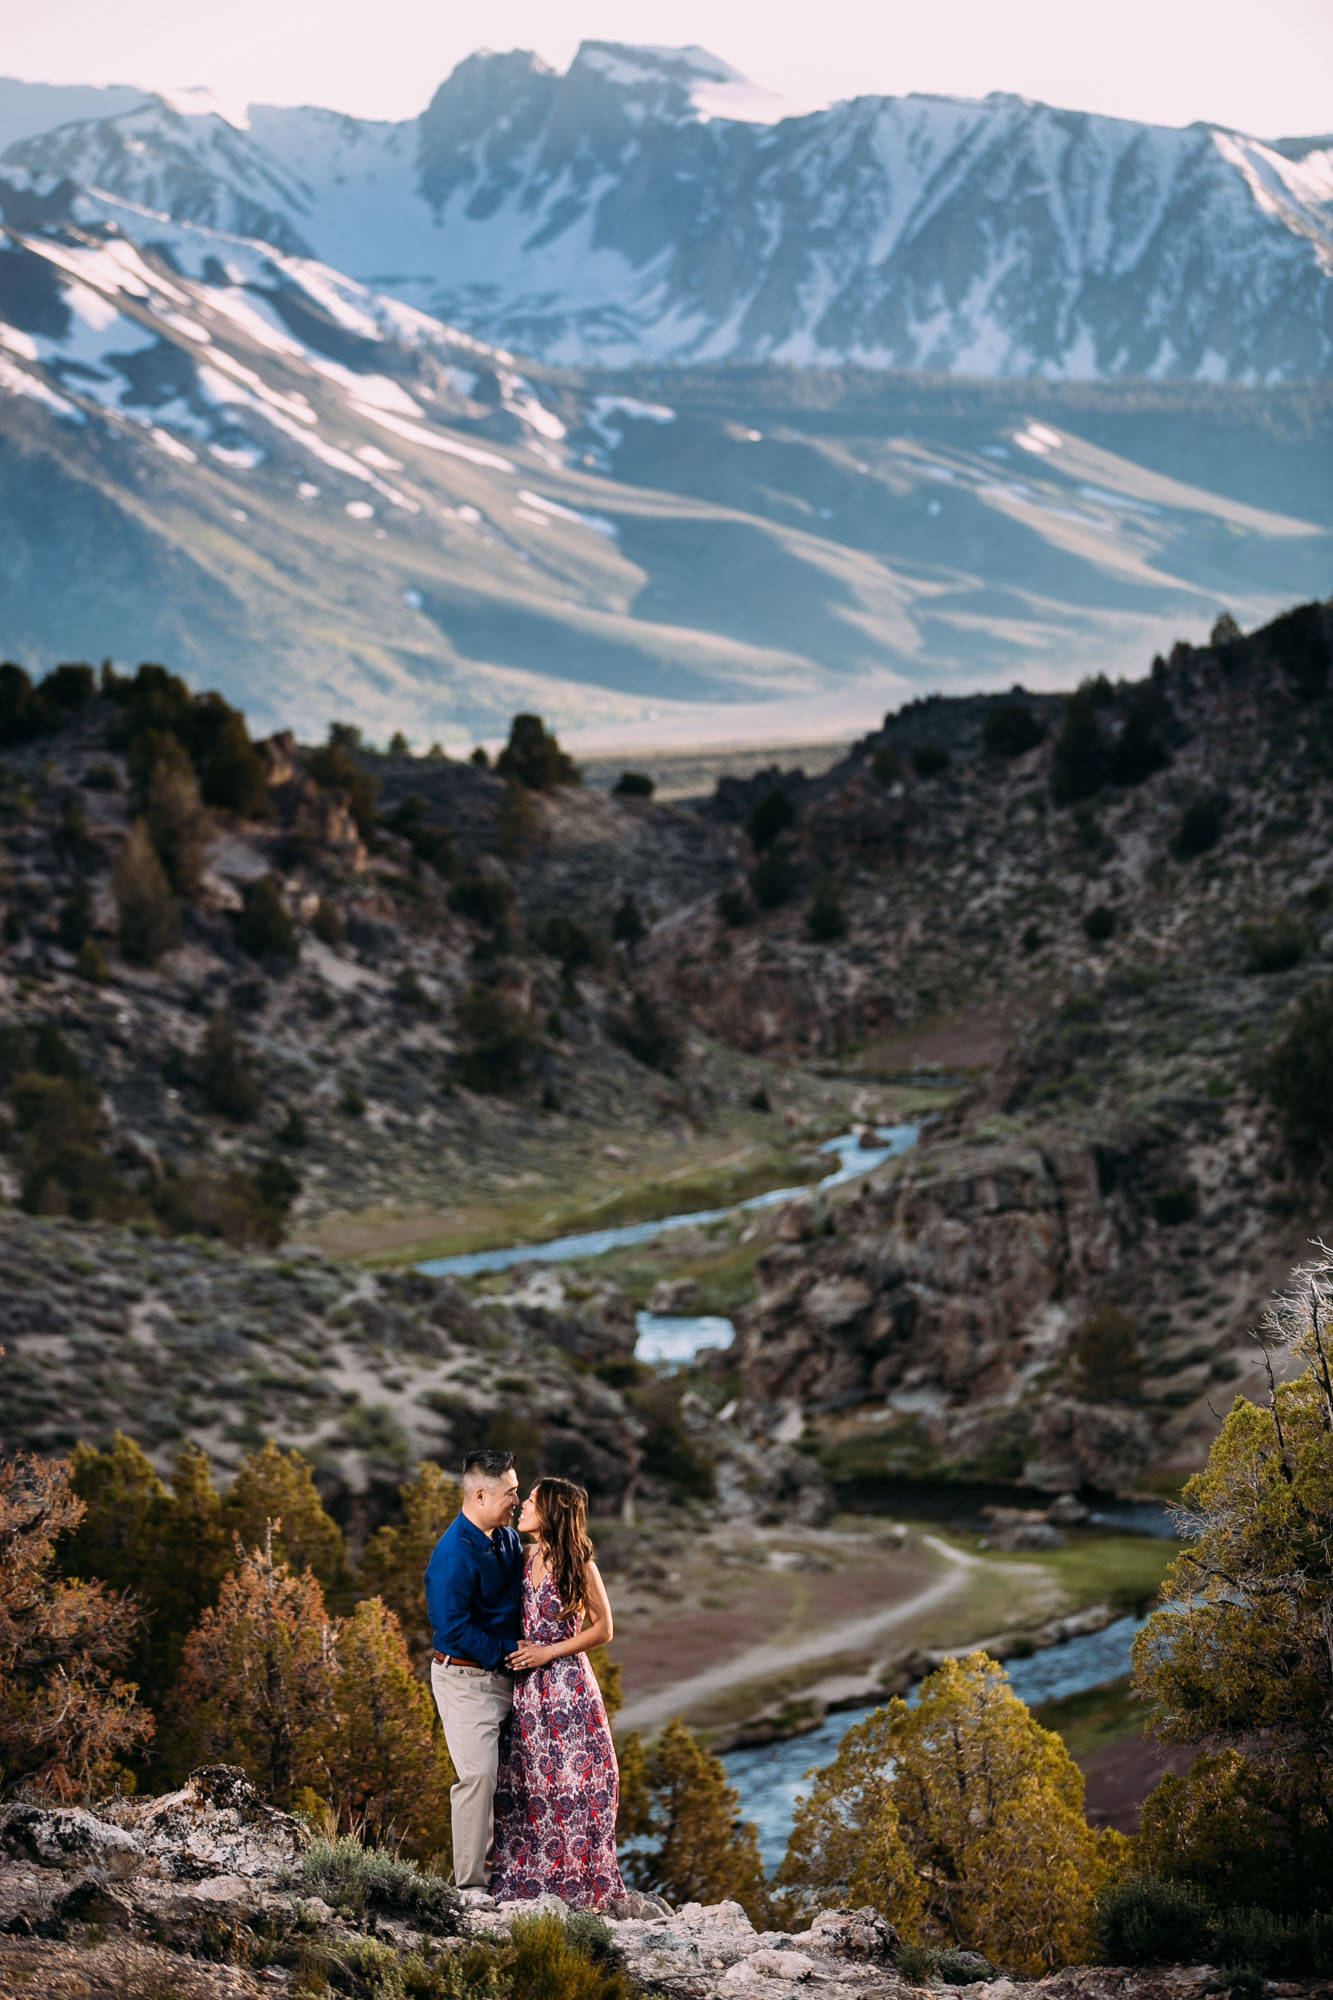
[507, 1640, 555, 1670]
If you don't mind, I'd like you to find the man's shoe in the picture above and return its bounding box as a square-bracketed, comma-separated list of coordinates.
[455, 1888, 496, 1908]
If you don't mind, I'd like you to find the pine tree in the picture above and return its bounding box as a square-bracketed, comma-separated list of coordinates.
[357, 1461, 461, 1668]
[65, 1437, 231, 1707]
[114, 818, 180, 965]
[65, 1433, 167, 1594]
[619, 1717, 769, 1922]
[198, 1010, 261, 1122]
[146, 758, 211, 896]
[322, 1596, 454, 1858]
[495, 713, 579, 790]
[202, 709, 269, 817]
[155, 1442, 231, 1685]
[497, 776, 540, 859]
[777, 1653, 1125, 1974]
[224, 1442, 348, 1599]
[169, 1531, 335, 1802]
[805, 873, 847, 942]
[0, 1453, 153, 1798]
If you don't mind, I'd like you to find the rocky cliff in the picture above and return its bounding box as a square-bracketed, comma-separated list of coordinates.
[666, 604, 1333, 1492]
[4, 1771, 1318, 2000]
[732, 1134, 1161, 1493]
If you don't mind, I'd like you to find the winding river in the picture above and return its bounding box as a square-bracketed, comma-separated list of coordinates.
[417, 1122, 920, 1289]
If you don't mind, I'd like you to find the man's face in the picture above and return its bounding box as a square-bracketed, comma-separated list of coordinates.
[473, 1469, 520, 1532]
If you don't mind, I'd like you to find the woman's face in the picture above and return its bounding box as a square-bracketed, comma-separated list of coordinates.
[517, 1486, 543, 1535]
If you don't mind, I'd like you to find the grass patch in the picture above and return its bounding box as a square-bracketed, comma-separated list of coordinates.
[928, 1527, 1176, 1618]
[287, 1834, 458, 1931]
[1031, 1675, 1145, 1761]
[338, 1137, 822, 1268]
[1025, 1532, 1176, 1616]
[567, 1229, 767, 1313]
[814, 1419, 960, 1487]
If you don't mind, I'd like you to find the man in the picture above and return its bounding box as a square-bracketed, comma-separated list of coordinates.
[424, 1448, 523, 1895]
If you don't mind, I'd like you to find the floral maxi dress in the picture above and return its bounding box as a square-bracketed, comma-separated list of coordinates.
[490, 1563, 626, 1908]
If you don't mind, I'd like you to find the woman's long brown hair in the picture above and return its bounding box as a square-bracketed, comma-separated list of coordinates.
[533, 1477, 594, 1618]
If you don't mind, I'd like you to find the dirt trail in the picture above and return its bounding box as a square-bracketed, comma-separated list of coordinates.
[615, 1536, 1031, 1733]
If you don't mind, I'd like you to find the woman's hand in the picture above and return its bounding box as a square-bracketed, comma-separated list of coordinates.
[508, 1640, 555, 1671]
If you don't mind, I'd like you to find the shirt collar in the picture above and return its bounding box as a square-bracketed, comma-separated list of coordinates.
[458, 1512, 500, 1551]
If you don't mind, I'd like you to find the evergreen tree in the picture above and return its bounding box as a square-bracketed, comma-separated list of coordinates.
[223, 1442, 348, 1599]
[1050, 689, 1109, 806]
[618, 1717, 769, 1922]
[114, 819, 180, 965]
[146, 758, 211, 896]
[495, 713, 580, 790]
[169, 1532, 335, 1802]
[65, 1434, 168, 1686]
[497, 775, 540, 858]
[202, 709, 269, 817]
[305, 742, 378, 839]
[75, 938, 110, 985]
[65, 1436, 229, 1703]
[611, 894, 645, 950]
[746, 789, 794, 852]
[234, 876, 299, 966]
[0, 1453, 153, 1798]
[983, 702, 1045, 759]
[198, 1010, 261, 1122]
[57, 871, 92, 952]
[1132, 1253, 1333, 1912]
[357, 1461, 461, 1667]
[127, 727, 192, 814]
[1265, 980, 1333, 1167]
[805, 874, 847, 942]
[322, 1596, 454, 1858]
[777, 1653, 1124, 1973]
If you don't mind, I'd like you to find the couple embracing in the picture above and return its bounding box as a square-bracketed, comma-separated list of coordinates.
[424, 1448, 626, 1906]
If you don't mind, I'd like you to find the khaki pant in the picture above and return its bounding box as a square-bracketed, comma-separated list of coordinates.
[430, 1661, 514, 1889]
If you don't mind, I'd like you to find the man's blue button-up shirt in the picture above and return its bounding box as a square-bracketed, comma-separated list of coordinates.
[424, 1512, 523, 1671]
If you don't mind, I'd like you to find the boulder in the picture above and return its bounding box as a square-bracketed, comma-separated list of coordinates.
[1, 1806, 142, 1879]
[647, 1277, 702, 1314]
[120, 1766, 308, 1881]
[806, 1907, 899, 1957]
[1024, 1399, 1154, 1493]
[47, 1874, 135, 1934]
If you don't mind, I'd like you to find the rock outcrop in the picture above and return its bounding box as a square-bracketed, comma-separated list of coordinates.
[7, 1780, 1325, 2000]
[732, 1131, 1157, 1490]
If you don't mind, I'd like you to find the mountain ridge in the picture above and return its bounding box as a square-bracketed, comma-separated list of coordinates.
[3, 164, 1326, 738]
[5, 46, 1331, 379]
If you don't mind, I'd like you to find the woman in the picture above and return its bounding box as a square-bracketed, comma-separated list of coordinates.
[491, 1476, 626, 1907]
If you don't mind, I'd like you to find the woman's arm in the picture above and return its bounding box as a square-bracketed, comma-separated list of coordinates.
[507, 1562, 613, 1670]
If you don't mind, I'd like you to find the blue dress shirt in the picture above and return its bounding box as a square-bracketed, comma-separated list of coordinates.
[424, 1513, 523, 1671]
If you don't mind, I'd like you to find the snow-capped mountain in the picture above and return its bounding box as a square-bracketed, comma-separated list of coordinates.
[1, 157, 1329, 744]
[6, 45, 1332, 380]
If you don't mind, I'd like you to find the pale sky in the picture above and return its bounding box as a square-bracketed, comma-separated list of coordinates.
[3, 0, 1329, 140]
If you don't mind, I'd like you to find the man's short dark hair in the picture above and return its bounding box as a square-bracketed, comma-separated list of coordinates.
[463, 1449, 516, 1485]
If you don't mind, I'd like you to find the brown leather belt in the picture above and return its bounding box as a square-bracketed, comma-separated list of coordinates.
[435, 1653, 482, 1668]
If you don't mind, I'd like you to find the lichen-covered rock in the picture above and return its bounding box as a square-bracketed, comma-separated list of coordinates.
[116, 1765, 309, 1882]
[5, 1783, 1333, 2000]
[806, 1907, 899, 1957]
[1, 1805, 143, 1879]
